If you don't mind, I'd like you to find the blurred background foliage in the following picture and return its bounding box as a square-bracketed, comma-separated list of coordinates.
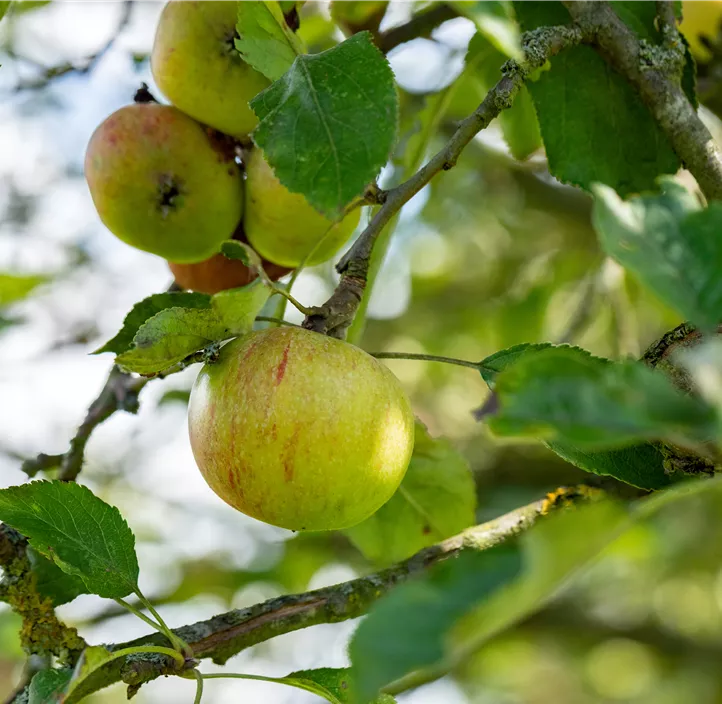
[1, 1, 722, 703]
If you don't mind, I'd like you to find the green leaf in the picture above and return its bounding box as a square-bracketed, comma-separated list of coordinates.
[350, 546, 522, 703]
[286, 667, 396, 703]
[346, 422, 476, 564]
[478, 342, 554, 388]
[221, 239, 263, 269]
[236, 1, 304, 81]
[514, 2, 681, 196]
[94, 292, 211, 355]
[211, 279, 271, 335]
[592, 180, 722, 330]
[251, 32, 398, 216]
[451, 1, 521, 60]
[487, 346, 717, 449]
[0, 272, 47, 306]
[115, 307, 228, 375]
[28, 547, 88, 606]
[112, 281, 270, 375]
[478, 343, 680, 489]
[0, 481, 139, 599]
[28, 669, 72, 704]
[64, 646, 115, 703]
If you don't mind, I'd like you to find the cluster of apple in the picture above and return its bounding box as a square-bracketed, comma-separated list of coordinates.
[84, 1, 360, 294]
[85, 1, 415, 533]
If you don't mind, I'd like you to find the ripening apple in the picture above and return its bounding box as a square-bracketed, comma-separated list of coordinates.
[680, 1, 722, 62]
[244, 148, 362, 267]
[85, 103, 244, 263]
[169, 246, 291, 294]
[151, 0, 270, 139]
[188, 327, 415, 531]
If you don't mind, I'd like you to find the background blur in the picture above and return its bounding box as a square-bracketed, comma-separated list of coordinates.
[2, 2, 722, 703]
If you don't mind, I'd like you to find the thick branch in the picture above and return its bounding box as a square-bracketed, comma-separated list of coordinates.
[563, 0, 722, 202]
[302, 25, 583, 338]
[51, 494, 582, 701]
[0, 525, 85, 666]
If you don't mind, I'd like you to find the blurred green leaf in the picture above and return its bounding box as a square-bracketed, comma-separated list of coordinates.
[330, 1, 387, 33]
[514, 2, 680, 196]
[94, 292, 211, 355]
[28, 547, 88, 606]
[0, 481, 139, 599]
[487, 346, 717, 450]
[251, 32, 398, 216]
[0, 272, 47, 306]
[350, 546, 522, 702]
[28, 669, 71, 704]
[592, 180, 722, 331]
[346, 422, 476, 564]
[236, 1, 304, 81]
[0, 1, 11, 22]
[158, 389, 191, 406]
[452, 1, 521, 60]
[449, 500, 629, 672]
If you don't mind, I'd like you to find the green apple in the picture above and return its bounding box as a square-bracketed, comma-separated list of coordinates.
[151, 0, 270, 138]
[85, 103, 244, 263]
[188, 327, 415, 531]
[244, 148, 361, 267]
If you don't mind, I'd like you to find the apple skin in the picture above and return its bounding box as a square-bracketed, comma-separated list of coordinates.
[85, 103, 244, 263]
[151, 0, 270, 138]
[244, 148, 362, 268]
[169, 238, 292, 294]
[681, 1, 722, 62]
[188, 327, 415, 531]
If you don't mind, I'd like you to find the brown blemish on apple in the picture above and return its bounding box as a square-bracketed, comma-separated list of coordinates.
[275, 342, 291, 385]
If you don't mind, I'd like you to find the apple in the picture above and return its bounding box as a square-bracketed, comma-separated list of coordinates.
[680, 1, 722, 62]
[151, 0, 270, 139]
[85, 103, 244, 263]
[169, 235, 292, 294]
[188, 327, 415, 531]
[244, 148, 362, 267]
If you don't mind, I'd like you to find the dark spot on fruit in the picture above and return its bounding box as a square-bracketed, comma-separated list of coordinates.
[422, 524, 431, 535]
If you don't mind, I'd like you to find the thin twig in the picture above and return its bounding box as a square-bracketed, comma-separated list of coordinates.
[377, 4, 459, 53]
[371, 352, 481, 370]
[302, 25, 584, 339]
